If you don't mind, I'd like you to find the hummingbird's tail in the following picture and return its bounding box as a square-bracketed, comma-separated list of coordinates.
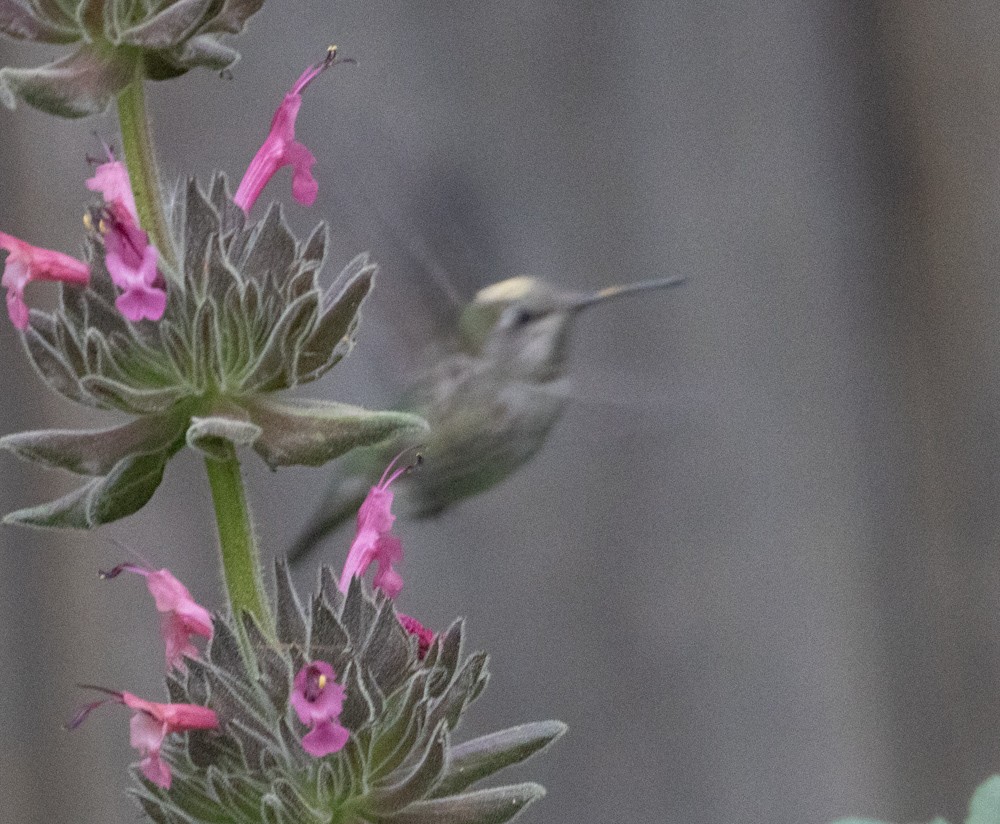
[287, 479, 369, 565]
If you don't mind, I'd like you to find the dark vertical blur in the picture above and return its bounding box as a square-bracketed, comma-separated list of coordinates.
[1, 2, 998, 822]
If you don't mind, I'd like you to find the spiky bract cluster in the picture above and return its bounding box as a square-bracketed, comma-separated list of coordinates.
[135, 561, 564, 824]
[2, 175, 425, 528]
[0, 0, 265, 117]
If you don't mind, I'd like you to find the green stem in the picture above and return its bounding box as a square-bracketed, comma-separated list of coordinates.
[115, 79, 177, 268]
[204, 446, 273, 638]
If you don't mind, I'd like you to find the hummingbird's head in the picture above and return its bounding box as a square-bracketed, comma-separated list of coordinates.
[458, 276, 583, 379]
[458, 274, 686, 379]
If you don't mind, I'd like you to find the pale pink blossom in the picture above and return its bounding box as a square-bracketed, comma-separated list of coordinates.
[68, 687, 218, 789]
[0, 232, 89, 329]
[86, 158, 167, 322]
[339, 455, 414, 598]
[234, 47, 347, 214]
[86, 155, 138, 218]
[291, 661, 350, 757]
[101, 563, 213, 671]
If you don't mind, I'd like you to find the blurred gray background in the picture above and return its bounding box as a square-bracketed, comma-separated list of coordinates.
[1, 1, 998, 822]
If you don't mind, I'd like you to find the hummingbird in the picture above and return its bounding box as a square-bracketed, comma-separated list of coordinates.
[287, 272, 685, 563]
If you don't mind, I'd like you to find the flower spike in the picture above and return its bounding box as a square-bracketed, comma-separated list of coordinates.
[234, 46, 353, 214]
[0, 231, 89, 329]
[100, 563, 213, 671]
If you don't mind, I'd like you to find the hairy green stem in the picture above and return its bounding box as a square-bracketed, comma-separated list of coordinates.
[205, 447, 273, 639]
[115, 79, 177, 268]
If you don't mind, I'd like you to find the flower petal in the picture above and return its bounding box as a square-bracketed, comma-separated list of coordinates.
[301, 719, 350, 757]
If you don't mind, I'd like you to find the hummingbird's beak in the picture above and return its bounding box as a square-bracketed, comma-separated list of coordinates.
[568, 275, 686, 312]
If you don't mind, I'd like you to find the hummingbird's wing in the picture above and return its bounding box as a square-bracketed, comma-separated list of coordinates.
[393, 358, 573, 518]
[287, 352, 572, 564]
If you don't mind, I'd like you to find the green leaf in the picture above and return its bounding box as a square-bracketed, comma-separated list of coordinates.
[0, 0, 79, 42]
[388, 783, 546, 824]
[186, 414, 262, 461]
[119, 0, 213, 49]
[969, 777, 1000, 824]
[4, 447, 173, 529]
[199, 0, 265, 34]
[0, 45, 134, 117]
[244, 397, 427, 469]
[1, 407, 188, 475]
[368, 724, 448, 814]
[432, 721, 568, 797]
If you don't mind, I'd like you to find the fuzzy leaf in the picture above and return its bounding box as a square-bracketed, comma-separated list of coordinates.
[4, 447, 172, 529]
[969, 777, 1000, 824]
[186, 413, 262, 460]
[274, 558, 307, 648]
[0, 0, 78, 42]
[244, 396, 427, 469]
[367, 724, 448, 814]
[0, 45, 134, 117]
[199, 0, 265, 33]
[80, 375, 189, 414]
[23, 322, 94, 406]
[0, 407, 187, 475]
[386, 783, 546, 824]
[169, 33, 240, 70]
[119, 0, 213, 49]
[433, 722, 567, 797]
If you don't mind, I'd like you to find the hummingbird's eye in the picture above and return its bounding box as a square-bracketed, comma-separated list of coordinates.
[513, 307, 533, 326]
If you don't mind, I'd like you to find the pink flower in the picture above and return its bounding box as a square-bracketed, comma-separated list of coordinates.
[100, 205, 167, 321]
[339, 455, 414, 598]
[101, 563, 213, 671]
[398, 613, 435, 659]
[234, 47, 349, 214]
[0, 232, 89, 329]
[86, 158, 167, 322]
[68, 688, 219, 789]
[86, 155, 138, 218]
[291, 661, 350, 757]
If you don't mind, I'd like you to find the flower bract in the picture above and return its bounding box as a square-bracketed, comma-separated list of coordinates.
[1, 174, 426, 530]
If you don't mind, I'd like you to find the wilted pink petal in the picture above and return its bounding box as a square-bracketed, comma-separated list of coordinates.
[101, 563, 213, 671]
[0, 231, 89, 329]
[234, 47, 343, 214]
[69, 687, 218, 790]
[398, 613, 435, 659]
[340, 455, 413, 598]
[291, 661, 349, 757]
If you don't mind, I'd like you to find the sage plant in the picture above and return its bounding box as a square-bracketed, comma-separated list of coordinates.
[0, 4, 564, 822]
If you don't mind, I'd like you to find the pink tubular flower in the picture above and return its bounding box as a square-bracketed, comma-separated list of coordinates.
[0, 232, 89, 329]
[398, 613, 435, 659]
[234, 46, 346, 214]
[291, 661, 350, 757]
[86, 158, 167, 322]
[68, 688, 219, 789]
[339, 454, 414, 598]
[86, 155, 138, 217]
[101, 563, 213, 671]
